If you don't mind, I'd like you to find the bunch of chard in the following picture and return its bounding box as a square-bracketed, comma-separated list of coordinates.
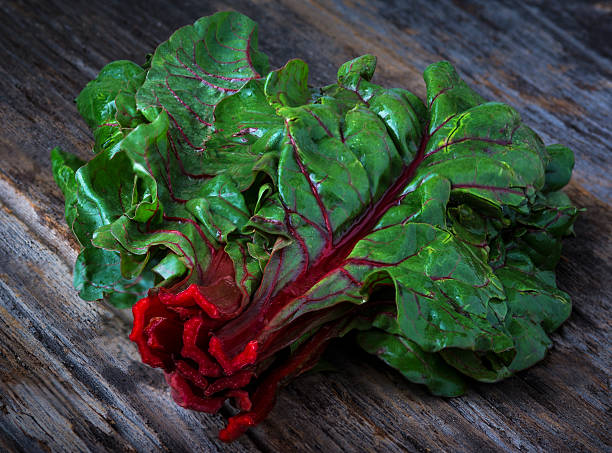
[52, 12, 577, 441]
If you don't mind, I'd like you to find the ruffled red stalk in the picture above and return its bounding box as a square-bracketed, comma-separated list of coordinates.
[130, 283, 258, 411]
[218, 321, 342, 441]
[130, 268, 390, 441]
[130, 282, 359, 404]
[218, 300, 392, 441]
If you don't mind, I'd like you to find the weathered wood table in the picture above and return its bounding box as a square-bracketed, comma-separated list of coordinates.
[1, 1, 610, 451]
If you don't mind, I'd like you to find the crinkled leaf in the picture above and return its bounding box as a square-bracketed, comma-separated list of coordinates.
[357, 328, 466, 396]
[423, 60, 486, 132]
[264, 59, 312, 108]
[76, 60, 145, 153]
[136, 11, 269, 180]
[203, 79, 284, 188]
[225, 239, 263, 296]
[440, 243, 571, 381]
[152, 252, 188, 284]
[115, 70, 148, 130]
[51, 147, 84, 235]
[187, 174, 251, 241]
[74, 246, 155, 308]
[543, 144, 574, 193]
[323, 55, 426, 160]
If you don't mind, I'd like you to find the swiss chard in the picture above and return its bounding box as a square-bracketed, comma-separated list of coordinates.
[52, 11, 577, 441]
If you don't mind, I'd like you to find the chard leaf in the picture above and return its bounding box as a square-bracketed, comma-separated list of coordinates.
[74, 247, 155, 308]
[76, 60, 145, 153]
[186, 174, 251, 241]
[202, 78, 284, 188]
[543, 144, 574, 192]
[152, 253, 187, 282]
[136, 11, 269, 177]
[357, 328, 466, 396]
[423, 61, 486, 132]
[51, 147, 84, 236]
[52, 147, 154, 304]
[264, 59, 312, 108]
[440, 243, 571, 381]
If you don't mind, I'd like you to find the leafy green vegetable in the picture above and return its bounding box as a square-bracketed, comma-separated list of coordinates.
[52, 11, 577, 442]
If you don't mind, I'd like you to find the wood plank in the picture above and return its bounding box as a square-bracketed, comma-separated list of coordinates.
[0, 0, 610, 451]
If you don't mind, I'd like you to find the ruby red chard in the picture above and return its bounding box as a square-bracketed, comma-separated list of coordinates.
[51, 11, 578, 441]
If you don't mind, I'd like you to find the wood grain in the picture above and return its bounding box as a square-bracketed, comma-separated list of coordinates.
[0, 0, 610, 451]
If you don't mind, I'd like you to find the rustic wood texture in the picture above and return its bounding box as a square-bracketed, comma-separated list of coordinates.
[0, 0, 610, 451]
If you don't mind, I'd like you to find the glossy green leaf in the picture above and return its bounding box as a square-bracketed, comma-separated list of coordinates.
[187, 174, 251, 241]
[76, 60, 145, 153]
[136, 11, 269, 178]
[152, 252, 188, 284]
[74, 247, 155, 308]
[357, 329, 466, 396]
[51, 147, 84, 237]
[264, 59, 312, 108]
[543, 144, 574, 192]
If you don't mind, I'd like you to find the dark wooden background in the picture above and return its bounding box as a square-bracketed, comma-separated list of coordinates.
[0, 0, 610, 451]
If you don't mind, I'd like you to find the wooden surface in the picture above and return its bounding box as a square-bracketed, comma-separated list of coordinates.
[0, 0, 610, 451]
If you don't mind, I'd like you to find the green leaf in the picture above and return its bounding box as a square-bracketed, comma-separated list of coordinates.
[237, 56, 575, 388]
[76, 60, 145, 153]
[115, 69, 148, 130]
[74, 247, 154, 307]
[225, 239, 262, 296]
[187, 174, 251, 241]
[423, 61, 485, 132]
[51, 147, 85, 236]
[439, 244, 571, 381]
[152, 252, 188, 284]
[203, 79, 284, 189]
[324, 54, 426, 161]
[418, 102, 546, 211]
[136, 11, 269, 156]
[265, 59, 312, 108]
[357, 329, 466, 396]
[543, 144, 574, 192]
